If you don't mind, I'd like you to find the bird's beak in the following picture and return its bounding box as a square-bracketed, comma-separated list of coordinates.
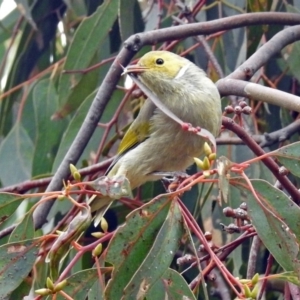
[122, 64, 148, 76]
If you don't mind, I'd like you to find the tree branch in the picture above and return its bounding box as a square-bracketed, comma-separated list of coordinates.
[226, 25, 300, 80]
[222, 117, 300, 204]
[0, 158, 113, 194]
[217, 79, 300, 112]
[32, 12, 300, 229]
[217, 118, 300, 146]
[124, 13, 300, 49]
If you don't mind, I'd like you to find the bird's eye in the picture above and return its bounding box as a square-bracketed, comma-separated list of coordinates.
[155, 58, 164, 65]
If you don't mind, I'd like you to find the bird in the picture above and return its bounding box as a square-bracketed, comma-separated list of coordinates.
[90, 50, 222, 225]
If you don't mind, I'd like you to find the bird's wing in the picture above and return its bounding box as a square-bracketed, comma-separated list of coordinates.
[105, 99, 156, 175]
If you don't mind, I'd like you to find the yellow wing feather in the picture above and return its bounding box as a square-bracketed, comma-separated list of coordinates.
[117, 122, 150, 155]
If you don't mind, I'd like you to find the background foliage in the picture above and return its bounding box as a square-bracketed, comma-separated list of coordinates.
[1, 0, 300, 299]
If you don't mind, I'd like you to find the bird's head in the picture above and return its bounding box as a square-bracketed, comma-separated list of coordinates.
[123, 51, 192, 90]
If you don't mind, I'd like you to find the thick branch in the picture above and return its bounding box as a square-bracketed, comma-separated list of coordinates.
[227, 25, 300, 80]
[124, 13, 300, 50]
[259, 119, 300, 147]
[4, 118, 299, 194]
[32, 12, 300, 229]
[217, 79, 300, 113]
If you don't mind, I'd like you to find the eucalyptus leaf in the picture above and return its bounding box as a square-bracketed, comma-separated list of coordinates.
[274, 141, 300, 178]
[57, 0, 118, 110]
[0, 239, 40, 298]
[232, 179, 300, 277]
[0, 123, 34, 186]
[105, 196, 175, 299]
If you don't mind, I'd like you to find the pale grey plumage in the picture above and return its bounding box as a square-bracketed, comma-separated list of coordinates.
[90, 51, 222, 224]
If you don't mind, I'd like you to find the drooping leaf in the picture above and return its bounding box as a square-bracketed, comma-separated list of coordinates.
[118, 0, 136, 42]
[0, 0, 66, 135]
[9, 212, 34, 243]
[105, 196, 183, 299]
[56, 268, 108, 300]
[63, 0, 87, 17]
[47, 206, 91, 280]
[0, 124, 34, 186]
[32, 78, 66, 176]
[52, 89, 123, 172]
[88, 278, 104, 300]
[232, 179, 300, 276]
[118, 0, 144, 42]
[269, 271, 300, 286]
[0, 193, 24, 225]
[274, 141, 300, 178]
[122, 201, 183, 298]
[0, 238, 40, 298]
[8, 279, 31, 300]
[54, 53, 100, 118]
[250, 179, 300, 239]
[57, 0, 118, 114]
[147, 268, 196, 300]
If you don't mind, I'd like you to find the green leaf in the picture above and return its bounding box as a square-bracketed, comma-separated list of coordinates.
[8, 279, 31, 300]
[9, 212, 34, 243]
[0, 123, 34, 186]
[56, 269, 99, 300]
[239, 179, 300, 240]
[33, 252, 48, 290]
[0, 7, 19, 44]
[123, 201, 183, 298]
[57, 0, 118, 112]
[0, 239, 40, 298]
[64, 0, 87, 17]
[272, 271, 300, 286]
[147, 268, 196, 300]
[21, 83, 37, 142]
[118, 0, 135, 41]
[32, 79, 66, 176]
[52, 89, 123, 172]
[47, 206, 91, 280]
[88, 279, 104, 300]
[118, 0, 144, 42]
[232, 179, 300, 275]
[105, 196, 181, 299]
[274, 141, 300, 178]
[54, 53, 100, 118]
[259, 181, 300, 237]
[0, 1, 65, 135]
[0, 193, 23, 225]
[285, 41, 300, 83]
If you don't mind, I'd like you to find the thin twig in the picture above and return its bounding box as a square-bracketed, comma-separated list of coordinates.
[246, 236, 261, 279]
[216, 119, 300, 147]
[257, 254, 273, 300]
[227, 25, 300, 81]
[32, 12, 300, 230]
[0, 158, 113, 194]
[222, 117, 300, 204]
[217, 79, 300, 113]
[175, 0, 224, 78]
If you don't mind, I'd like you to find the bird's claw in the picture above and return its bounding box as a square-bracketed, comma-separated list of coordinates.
[88, 175, 133, 199]
[152, 171, 189, 182]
